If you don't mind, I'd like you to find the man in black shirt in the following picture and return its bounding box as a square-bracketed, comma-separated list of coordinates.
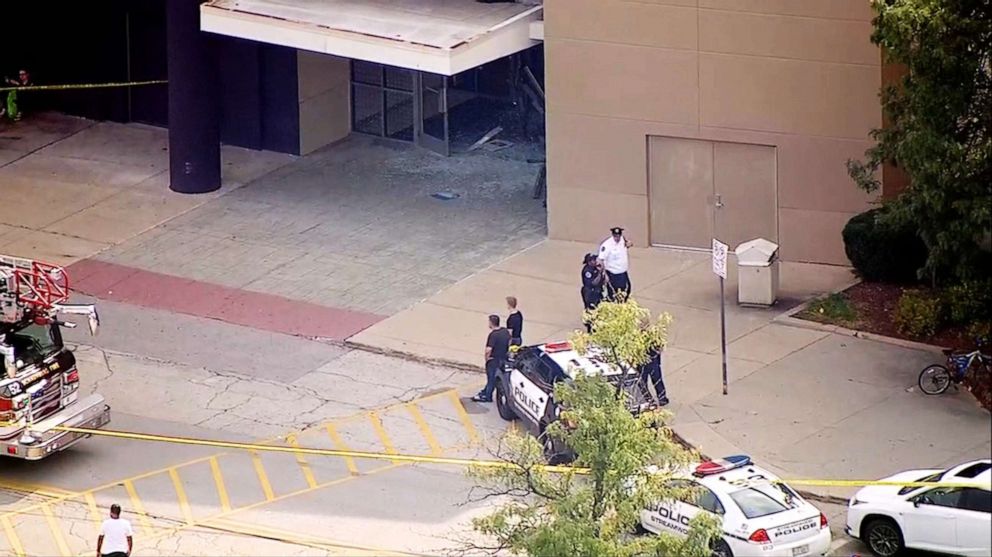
[473, 314, 511, 403]
[506, 296, 523, 347]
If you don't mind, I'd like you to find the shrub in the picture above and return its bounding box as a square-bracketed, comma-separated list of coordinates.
[894, 290, 944, 338]
[842, 209, 928, 283]
[944, 279, 992, 324]
[966, 321, 991, 347]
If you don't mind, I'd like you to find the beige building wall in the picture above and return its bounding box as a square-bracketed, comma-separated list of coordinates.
[544, 0, 883, 264]
[298, 51, 351, 155]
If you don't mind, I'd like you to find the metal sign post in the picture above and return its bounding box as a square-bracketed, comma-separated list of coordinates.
[712, 239, 729, 395]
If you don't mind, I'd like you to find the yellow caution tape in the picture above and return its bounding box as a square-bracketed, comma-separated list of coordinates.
[4, 423, 977, 490]
[782, 479, 985, 488]
[0, 80, 167, 92]
[51, 424, 583, 474]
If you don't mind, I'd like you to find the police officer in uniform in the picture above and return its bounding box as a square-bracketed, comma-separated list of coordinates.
[580, 253, 605, 333]
[598, 227, 633, 301]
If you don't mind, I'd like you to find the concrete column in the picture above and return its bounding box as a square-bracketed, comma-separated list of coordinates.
[166, 0, 221, 193]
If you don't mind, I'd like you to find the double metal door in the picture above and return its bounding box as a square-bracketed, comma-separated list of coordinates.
[648, 136, 777, 250]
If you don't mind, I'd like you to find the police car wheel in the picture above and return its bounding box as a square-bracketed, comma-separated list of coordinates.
[495, 380, 517, 421]
[710, 539, 733, 557]
[540, 430, 564, 465]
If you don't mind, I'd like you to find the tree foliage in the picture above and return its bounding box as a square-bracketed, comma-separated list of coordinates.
[469, 299, 719, 557]
[572, 298, 673, 381]
[847, 0, 991, 281]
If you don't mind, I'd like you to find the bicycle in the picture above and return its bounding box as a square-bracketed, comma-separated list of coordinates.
[918, 342, 991, 395]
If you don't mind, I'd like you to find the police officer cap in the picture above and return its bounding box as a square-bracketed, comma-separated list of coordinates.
[610, 226, 624, 235]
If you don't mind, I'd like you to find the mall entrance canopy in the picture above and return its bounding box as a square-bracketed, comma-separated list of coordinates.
[200, 0, 543, 76]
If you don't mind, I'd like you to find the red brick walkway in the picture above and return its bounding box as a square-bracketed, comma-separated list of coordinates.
[67, 259, 384, 341]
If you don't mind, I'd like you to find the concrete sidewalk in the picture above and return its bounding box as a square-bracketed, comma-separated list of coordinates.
[0, 112, 293, 266]
[351, 240, 992, 498]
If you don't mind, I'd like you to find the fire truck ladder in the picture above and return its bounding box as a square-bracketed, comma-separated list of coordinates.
[1, 255, 70, 324]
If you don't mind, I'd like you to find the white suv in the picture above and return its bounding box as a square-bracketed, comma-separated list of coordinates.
[846, 459, 991, 557]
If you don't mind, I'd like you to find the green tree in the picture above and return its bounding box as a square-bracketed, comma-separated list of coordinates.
[469, 299, 719, 557]
[847, 0, 991, 282]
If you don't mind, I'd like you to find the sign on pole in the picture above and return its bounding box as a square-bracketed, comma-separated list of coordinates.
[712, 239, 729, 395]
[712, 239, 728, 278]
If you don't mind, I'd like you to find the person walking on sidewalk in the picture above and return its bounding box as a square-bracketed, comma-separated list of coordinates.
[473, 314, 511, 403]
[598, 226, 633, 301]
[506, 296, 523, 347]
[96, 504, 133, 557]
[580, 253, 605, 332]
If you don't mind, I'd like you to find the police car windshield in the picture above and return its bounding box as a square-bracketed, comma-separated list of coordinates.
[729, 482, 799, 519]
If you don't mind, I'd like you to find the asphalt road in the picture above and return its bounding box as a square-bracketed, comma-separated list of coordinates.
[1, 299, 874, 556]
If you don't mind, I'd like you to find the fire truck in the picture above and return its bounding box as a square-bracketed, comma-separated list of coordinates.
[1, 255, 111, 460]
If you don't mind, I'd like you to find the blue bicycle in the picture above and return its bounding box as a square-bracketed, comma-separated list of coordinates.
[918, 343, 991, 395]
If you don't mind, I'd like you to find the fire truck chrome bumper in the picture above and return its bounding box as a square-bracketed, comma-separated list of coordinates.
[5, 394, 111, 460]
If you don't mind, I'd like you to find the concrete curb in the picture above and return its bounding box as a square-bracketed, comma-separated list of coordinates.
[344, 339, 485, 373]
[772, 281, 946, 354]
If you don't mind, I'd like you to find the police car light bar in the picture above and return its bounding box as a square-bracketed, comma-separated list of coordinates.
[693, 455, 752, 477]
[544, 341, 573, 353]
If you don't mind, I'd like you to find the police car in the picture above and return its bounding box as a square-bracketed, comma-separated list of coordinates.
[845, 459, 991, 557]
[641, 455, 832, 557]
[494, 341, 658, 463]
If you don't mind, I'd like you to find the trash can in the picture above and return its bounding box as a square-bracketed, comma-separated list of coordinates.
[734, 238, 779, 306]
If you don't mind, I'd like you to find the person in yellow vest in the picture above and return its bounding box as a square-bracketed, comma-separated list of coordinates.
[2, 69, 32, 122]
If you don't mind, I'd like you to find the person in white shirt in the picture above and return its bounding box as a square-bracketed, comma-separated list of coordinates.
[597, 226, 633, 300]
[97, 504, 133, 557]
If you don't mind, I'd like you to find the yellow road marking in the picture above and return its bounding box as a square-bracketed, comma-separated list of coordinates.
[447, 390, 481, 444]
[286, 434, 318, 489]
[168, 468, 195, 525]
[368, 412, 399, 463]
[140, 461, 407, 551]
[84, 492, 102, 525]
[405, 403, 443, 456]
[325, 423, 359, 475]
[140, 440, 476, 554]
[209, 457, 232, 513]
[1, 387, 481, 553]
[1, 455, 218, 522]
[0, 480, 78, 499]
[123, 480, 153, 535]
[40, 504, 71, 557]
[250, 452, 276, 502]
[1, 516, 25, 557]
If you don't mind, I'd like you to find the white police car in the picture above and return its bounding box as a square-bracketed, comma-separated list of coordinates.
[845, 459, 991, 557]
[494, 341, 659, 463]
[641, 455, 831, 557]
